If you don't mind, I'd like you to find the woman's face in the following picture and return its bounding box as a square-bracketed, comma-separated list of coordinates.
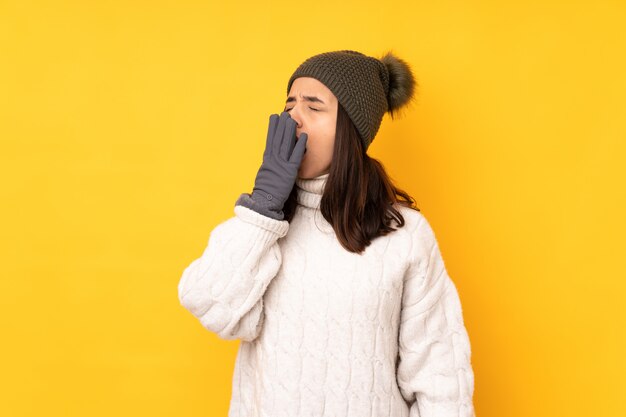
[284, 77, 338, 179]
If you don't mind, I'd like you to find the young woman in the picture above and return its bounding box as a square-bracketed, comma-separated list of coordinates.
[178, 50, 476, 417]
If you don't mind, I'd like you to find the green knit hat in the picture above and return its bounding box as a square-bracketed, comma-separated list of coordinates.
[286, 49, 417, 150]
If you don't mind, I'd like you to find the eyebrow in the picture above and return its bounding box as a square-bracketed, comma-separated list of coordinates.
[285, 95, 326, 105]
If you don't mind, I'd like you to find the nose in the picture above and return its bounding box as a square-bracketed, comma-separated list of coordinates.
[289, 111, 302, 127]
[288, 108, 303, 137]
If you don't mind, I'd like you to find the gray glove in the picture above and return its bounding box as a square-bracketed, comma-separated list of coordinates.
[235, 111, 308, 220]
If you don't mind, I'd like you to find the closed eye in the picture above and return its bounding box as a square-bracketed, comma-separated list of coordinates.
[285, 107, 319, 112]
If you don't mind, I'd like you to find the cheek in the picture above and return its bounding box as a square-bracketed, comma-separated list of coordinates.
[317, 119, 335, 144]
[323, 122, 336, 152]
[306, 118, 335, 153]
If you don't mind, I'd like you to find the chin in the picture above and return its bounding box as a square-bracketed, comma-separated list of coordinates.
[297, 165, 310, 179]
[298, 159, 329, 179]
[299, 163, 328, 179]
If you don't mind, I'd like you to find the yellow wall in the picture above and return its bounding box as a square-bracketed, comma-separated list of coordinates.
[1, 1, 624, 416]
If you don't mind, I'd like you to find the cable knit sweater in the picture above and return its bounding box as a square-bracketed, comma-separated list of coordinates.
[178, 173, 476, 417]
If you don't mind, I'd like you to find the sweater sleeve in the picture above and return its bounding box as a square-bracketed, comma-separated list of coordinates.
[178, 204, 289, 342]
[396, 213, 476, 417]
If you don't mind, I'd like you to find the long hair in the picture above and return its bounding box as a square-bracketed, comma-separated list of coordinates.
[282, 102, 420, 254]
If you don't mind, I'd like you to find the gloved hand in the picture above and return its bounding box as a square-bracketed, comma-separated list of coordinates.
[235, 111, 308, 220]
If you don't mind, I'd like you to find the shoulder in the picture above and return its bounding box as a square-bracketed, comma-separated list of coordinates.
[393, 204, 439, 261]
[393, 204, 431, 237]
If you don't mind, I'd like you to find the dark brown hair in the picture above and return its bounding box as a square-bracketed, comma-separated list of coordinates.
[283, 102, 420, 254]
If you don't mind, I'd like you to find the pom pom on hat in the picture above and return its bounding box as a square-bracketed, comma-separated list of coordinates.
[380, 50, 418, 120]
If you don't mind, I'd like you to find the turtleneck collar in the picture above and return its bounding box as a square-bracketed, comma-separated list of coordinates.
[295, 172, 329, 209]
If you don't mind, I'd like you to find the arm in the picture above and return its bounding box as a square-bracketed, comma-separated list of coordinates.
[396, 214, 476, 417]
[178, 203, 289, 342]
[178, 111, 304, 341]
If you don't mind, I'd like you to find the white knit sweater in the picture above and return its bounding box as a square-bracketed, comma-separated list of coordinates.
[178, 173, 476, 417]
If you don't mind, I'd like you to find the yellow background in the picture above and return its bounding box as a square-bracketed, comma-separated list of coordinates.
[1, 0, 624, 416]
